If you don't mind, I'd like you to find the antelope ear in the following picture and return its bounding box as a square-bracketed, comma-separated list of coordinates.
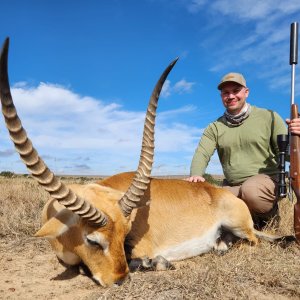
[35, 209, 79, 239]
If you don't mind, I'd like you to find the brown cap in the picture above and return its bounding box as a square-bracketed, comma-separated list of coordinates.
[217, 72, 247, 90]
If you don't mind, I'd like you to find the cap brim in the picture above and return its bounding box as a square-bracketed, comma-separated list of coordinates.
[217, 81, 245, 90]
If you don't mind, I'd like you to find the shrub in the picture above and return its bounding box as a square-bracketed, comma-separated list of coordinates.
[0, 171, 15, 178]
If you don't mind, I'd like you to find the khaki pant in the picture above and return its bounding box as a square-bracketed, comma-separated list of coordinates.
[222, 174, 278, 217]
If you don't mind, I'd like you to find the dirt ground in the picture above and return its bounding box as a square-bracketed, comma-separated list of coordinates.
[1, 239, 99, 300]
[0, 237, 299, 300]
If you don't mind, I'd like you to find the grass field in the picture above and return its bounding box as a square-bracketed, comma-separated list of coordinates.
[0, 175, 299, 300]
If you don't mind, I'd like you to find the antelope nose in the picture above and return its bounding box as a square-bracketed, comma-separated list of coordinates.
[114, 274, 131, 286]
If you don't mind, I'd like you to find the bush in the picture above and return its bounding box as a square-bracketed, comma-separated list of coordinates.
[0, 171, 15, 178]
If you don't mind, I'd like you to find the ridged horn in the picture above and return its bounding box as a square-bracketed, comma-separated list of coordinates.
[119, 57, 178, 216]
[0, 37, 107, 227]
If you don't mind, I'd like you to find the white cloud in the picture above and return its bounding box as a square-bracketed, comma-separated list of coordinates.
[158, 105, 197, 119]
[10, 83, 143, 150]
[0, 82, 204, 175]
[0, 149, 15, 157]
[212, 0, 276, 21]
[183, 0, 300, 93]
[156, 122, 200, 152]
[186, 0, 208, 13]
[211, 0, 300, 21]
[174, 79, 195, 94]
[161, 79, 195, 98]
[161, 79, 171, 98]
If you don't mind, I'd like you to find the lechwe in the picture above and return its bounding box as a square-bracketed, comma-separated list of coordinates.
[0, 38, 293, 287]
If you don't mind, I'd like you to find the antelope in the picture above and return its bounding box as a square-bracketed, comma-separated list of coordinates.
[0, 38, 293, 287]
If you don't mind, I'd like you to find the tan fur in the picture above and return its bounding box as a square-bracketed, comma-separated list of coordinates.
[99, 172, 258, 259]
[36, 173, 290, 286]
[36, 171, 264, 286]
[38, 170, 296, 286]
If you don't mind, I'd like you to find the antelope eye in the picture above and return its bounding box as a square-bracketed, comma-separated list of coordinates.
[86, 236, 102, 248]
[85, 232, 109, 252]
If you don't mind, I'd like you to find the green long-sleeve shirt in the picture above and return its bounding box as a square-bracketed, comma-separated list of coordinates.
[190, 106, 287, 185]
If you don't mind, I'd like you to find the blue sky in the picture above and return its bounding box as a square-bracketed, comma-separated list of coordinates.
[0, 0, 299, 176]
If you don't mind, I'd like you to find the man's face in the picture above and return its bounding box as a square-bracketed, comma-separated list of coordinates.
[220, 82, 249, 115]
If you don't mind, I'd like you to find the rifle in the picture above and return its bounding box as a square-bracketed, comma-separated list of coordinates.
[277, 22, 299, 244]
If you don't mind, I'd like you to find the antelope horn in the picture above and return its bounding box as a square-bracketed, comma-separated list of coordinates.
[0, 37, 107, 227]
[119, 57, 178, 216]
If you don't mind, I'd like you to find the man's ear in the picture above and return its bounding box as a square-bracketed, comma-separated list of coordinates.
[245, 87, 250, 98]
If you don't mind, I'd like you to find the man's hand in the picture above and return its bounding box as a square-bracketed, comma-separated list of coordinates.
[286, 118, 300, 135]
[185, 176, 206, 182]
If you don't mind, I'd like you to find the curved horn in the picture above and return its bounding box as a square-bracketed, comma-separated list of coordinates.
[119, 57, 178, 216]
[0, 38, 107, 227]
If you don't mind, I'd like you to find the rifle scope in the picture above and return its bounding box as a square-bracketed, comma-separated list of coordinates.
[277, 134, 289, 198]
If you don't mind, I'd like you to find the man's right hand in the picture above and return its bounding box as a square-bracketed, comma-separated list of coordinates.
[185, 176, 206, 182]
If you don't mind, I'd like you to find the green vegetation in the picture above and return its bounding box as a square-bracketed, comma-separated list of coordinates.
[0, 171, 15, 178]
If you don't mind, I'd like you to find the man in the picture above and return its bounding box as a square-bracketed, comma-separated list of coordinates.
[186, 72, 300, 227]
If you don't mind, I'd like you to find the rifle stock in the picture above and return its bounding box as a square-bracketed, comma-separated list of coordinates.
[290, 104, 300, 243]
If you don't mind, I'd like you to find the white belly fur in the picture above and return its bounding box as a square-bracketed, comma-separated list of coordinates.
[154, 223, 221, 261]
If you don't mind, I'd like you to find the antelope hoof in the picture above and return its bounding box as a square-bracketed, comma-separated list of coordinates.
[151, 255, 174, 271]
[128, 255, 174, 271]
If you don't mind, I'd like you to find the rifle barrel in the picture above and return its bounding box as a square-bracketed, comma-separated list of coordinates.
[290, 22, 298, 106]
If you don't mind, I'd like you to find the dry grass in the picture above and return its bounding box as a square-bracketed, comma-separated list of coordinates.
[0, 175, 299, 299]
[0, 175, 100, 240]
[0, 176, 46, 239]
